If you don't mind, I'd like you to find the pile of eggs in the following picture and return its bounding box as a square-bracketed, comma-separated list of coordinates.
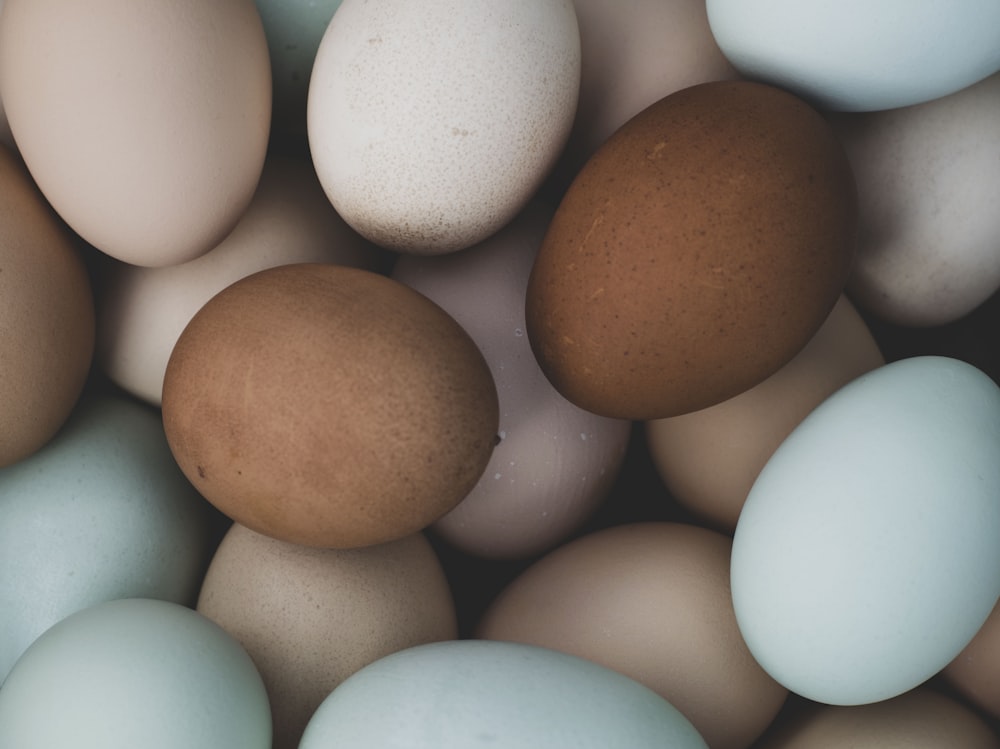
[1, 0, 999, 746]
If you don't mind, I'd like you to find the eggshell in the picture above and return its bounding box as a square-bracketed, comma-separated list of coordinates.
[477, 522, 787, 749]
[646, 295, 884, 532]
[0, 0, 272, 266]
[0, 143, 94, 467]
[393, 203, 630, 559]
[756, 687, 1000, 748]
[706, 0, 1000, 112]
[162, 263, 499, 549]
[307, 0, 580, 254]
[526, 80, 857, 419]
[829, 72, 1000, 326]
[731, 356, 1000, 705]
[197, 525, 457, 749]
[944, 597, 1000, 719]
[96, 154, 382, 406]
[299, 640, 709, 748]
[0, 393, 215, 683]
[0, 598, 271, 749]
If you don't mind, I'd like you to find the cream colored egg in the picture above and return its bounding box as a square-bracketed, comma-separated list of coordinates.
[308, 0, 581, 254]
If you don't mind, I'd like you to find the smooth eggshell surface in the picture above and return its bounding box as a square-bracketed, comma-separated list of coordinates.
[731, 356, 1000, 705]
[162, 263, 499, 549]
[477, 522, 788, 749]
[308, 0, 580, 254]
[96, 154, 381, 406]
[646, 295, 883, 532]
[198, 525, 457, 749]
[830, 71, 1000, 326]
[526, 80, 857, 419]
[0, 393, 215, 683]
[299, 640, 709, 748]
[706, 0, 1000, 112]
[0, 599, 271, 749]
[0, 143, 94, 468]
[0, 0, 272, 266]
[393, 202, 630, 560]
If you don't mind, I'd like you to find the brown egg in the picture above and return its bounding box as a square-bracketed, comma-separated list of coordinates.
[0, 144, 94, 467]
[476, 522, 788, 749]
[755, 687, 1000, 748]
[944, 598, 1000, 719]
[646, 295, 884, 532]
[526, 80, 857, 419]
[197, 524, 457, 749]
[161, 263, 499, 548]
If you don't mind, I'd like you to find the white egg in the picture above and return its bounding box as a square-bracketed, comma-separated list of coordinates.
[731, 356, 1000, 705]
[307, 0, 581, 254]
[706, 0, 1000, 112]
[299, 640, 708, 748]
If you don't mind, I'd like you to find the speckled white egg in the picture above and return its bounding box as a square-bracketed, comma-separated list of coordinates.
[731, 356, 1000, 706]
[706, 0, 1000, 112]
[307, 0, 581, 254]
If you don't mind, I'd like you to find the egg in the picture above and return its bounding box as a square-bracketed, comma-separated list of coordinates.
[307, 0, 581, 253]
[298, 640, 709, 748]
[477, 522, 788, 749]
[0, 599, 271, 748]
[96, 154, 382, 406]
[944, 597, 1000, 719]
[393, 202, 630, 559]
[162, 263, 499, 549]
[646, 295, 884, 532]
[197, 524, 456, 749]
[0, 143, 94, 467]
[0, 392, 215, 683]
[706, 0, 1000, 112]
[731, 356, 1000, 705]
[830, 71, 1000, 326]
[526, 80, 857, 419]
[0, 0, 271, 266]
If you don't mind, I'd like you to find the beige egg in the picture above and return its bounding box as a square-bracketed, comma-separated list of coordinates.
[393, 203, 631, 560]
[96, 154, 383, 406]
[197, 524, 457, 749]
[646, 295, 883, 532]
[944, 597, 1000, 719]
[830, 71, 1000, 326]
[477, 522, 788, 749]
[0, 0, 271, 266]
[0, 144, 93, 467]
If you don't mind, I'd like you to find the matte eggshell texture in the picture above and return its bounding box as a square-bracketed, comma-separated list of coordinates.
[393, 202, 630, 560]
[646, 295, 884, 532]
[527, 80, 857, 420]
[299, 640, 709, 749]
[830, 72, 1000, 327]
[0, 599, 271, 749]
[197, 525, 457, 749]
[0, 0, 272, 267]
[731, 356, 1000, 705]
[162, 263, 499, 549]
[477, 522, 788, 749]
[706, 0, 1000, 112]
[308, 0, 581, 254]
[0, 144, 94, 467]
[0, 394, 214, 683]
[96, 154, 381, 406]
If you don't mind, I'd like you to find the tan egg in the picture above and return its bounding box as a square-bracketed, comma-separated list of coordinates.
[162, 263, 499, 549]
[96, 154, 383, 406]
[476, 522, 788, 749]
[197, 524, 457, 749]
[0, 0, 271, 267]
[0, 143, 93, 467]
[755, 687, 1000, 748]
[646, 295, 883, 532]
[944, 598, 1000, 719]
[393, 203, 630, 560]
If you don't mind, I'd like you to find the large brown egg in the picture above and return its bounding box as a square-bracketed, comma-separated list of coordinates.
[526, 80, 857, 419]
[162, 263, 499, 548]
